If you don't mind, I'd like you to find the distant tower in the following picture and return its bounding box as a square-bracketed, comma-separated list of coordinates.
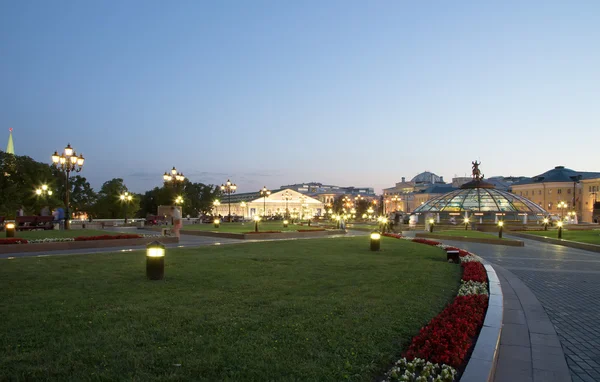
[6, 128, 14, 154]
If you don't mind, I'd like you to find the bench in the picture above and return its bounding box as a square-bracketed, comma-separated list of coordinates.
[16, 216, 55, 231]
[0, 216, 4, 229]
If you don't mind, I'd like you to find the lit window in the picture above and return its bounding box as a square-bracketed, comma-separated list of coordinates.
[558, 189, 562, 194]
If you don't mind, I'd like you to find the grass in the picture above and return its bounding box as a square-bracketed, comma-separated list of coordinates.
[182, 221, 324, 233]
[0, 237, 460, 381]
[10, 229, 110, 240]
[427, 230, 501, 239]
[523, 229, 600, 244]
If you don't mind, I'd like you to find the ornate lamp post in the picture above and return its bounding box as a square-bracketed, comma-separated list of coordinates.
[220, 179, 237, 222]
[120, 192, 133, 224]
[259, 186, 271, 217]
[557, 201, 567, 221]
[163, 166, 185, 193]
[51, 144, 85, 230]
[35, 184, 54, 197]
[282, 190, 293, 219]
[213, 199, 221, 217]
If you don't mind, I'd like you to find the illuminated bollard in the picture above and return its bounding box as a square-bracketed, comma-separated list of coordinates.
[5, 222, 15, 238]
[214, 219, 220, 228]
[498, 221, 504, 239]
[146, 241, 165, 280]
[370, 232, 381, 251]
[429, 218, 435, 233]
[557, 221, 563, 239]
[283, 220, 289, 228]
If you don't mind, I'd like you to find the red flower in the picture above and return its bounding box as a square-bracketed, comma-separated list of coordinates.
[462, 262, 487, 283]
[412, 238, 441, 246]
[0, 238, 28, 245]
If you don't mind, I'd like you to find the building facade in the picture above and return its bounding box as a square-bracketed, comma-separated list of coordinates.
[511, 166, 600, 222]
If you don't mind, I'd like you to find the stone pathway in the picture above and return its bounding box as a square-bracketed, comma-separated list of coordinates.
[418, 233, 600, 382]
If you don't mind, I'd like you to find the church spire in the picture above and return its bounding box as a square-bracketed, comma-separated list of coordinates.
[6, 128, 14, 154]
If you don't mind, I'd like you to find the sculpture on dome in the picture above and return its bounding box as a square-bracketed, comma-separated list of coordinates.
[472, 161, 484, 181]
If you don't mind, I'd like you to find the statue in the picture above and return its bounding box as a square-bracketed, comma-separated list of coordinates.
[472, 161, 484, 181]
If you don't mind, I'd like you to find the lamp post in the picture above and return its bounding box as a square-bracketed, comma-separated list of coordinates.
[120, 192, 133, 224]
[163, 166, 185, 194]
[213, 200, 220, 217]
[254, 215, 260, 232]
[35, 185, 54, 214]
[51, 143, 85, 230]
[174, 195, 184, 220]
[367, 207, 374, 220]
[282, 190, 293, 219]
[498, 221, 504, 239]
[220, 179, 237, 222]
[557, 201, 567, 221]
[557, 221, 563, 239]
[259, 186, 271, 218]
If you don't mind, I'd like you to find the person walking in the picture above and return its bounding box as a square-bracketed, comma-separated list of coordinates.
[171, 206, 182, 239]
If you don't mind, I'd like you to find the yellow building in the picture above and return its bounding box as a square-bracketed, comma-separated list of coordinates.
[511, 166, 600, 223]
[581, 178, 600, 223]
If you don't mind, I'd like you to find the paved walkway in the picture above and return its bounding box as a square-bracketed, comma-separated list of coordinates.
[413, 232, 600, 382]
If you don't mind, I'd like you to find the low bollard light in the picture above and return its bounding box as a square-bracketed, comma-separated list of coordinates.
[5, 222, 15, 238]
[254, 215, 260, 232]
[446, 249, 460, 264]
[370, 232, 381, 251]
[146, 241, 165, 280]
[283, 220, 289, 228]
[543, 217, 549, 231]
[429, 218, 435, 233]
[557, 221, 563, 239]
[464, 218, 469, 231]
[214, 219, 220, 228]
[498, 221, 504, 239]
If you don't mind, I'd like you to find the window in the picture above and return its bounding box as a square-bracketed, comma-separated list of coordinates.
[557, 189, 562, 194]
[539, 190, 542, 195]
[548, 202, 553, 209]
[590, 186, 593, 192]
[549, 190, 552, 194]
[567, 189, 571, 194]
[525, 191, 528, 196]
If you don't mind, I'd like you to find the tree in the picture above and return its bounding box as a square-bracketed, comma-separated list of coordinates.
[92, 178, 140, 219]
[52, 171, 97, 216]
[137, 180, 220, 218]
[0, 151, 59, 217]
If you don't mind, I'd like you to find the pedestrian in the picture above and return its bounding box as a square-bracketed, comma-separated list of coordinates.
[40, 206, 50, 216]
[171, 206, 182, 239]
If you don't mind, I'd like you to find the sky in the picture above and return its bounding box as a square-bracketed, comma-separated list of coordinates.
[1, 0, 599, 194]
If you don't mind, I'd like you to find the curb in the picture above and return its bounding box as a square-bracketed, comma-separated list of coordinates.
[416, 233, 524, 247]
[461, 260, 503, 382]
[509, 232, 600, 253]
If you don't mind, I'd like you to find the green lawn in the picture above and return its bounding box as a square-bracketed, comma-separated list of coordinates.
[0, 237, 460, 381]
[182, 221, 324, 233]
[429, 230, 501, 239]
[10, 229, 109, 240]
[523, 229, 600, 244]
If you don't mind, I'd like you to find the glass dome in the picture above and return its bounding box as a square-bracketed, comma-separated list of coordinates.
[414, 187, 548, 214]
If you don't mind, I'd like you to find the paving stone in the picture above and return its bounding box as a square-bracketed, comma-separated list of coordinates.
[501, 323, 530, 347]
[527, 319, 557, 335]
[533, 369, 573, 382]
[494, 366, 533, 382]
[532, 352, 569, 372]
[504, 308, 527, 325]
[530, 333, 562, 348]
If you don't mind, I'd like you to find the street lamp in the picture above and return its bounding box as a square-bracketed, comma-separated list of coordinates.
[120, 191, 133, 224]
[259, 186, 271, 218]
[282, 190, 293, 219]
[213, 200, 221, 217]
[557, 221, 563, 239]
[220, 179, 237, 222]
[51, 143, 85, 230]
[174, 195, 184, 219]
[163, 166, 185, 194]
[557, 201, 567, 220]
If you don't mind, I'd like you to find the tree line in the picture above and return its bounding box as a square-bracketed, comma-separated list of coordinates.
[0, 151, 220, 219]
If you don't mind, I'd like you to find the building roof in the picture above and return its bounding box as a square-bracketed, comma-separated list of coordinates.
[411, 171, 444, 184]
[414, 187, 548, 214]
[418, 184, 457, 194]
[513, 166, 600, 185]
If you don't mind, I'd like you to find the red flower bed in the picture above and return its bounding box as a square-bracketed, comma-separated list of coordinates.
[74, 234, 142, 241]
[382, 233, 403, 239]
[297, 229, 325, 232]
[461, 261, 487, 283]
[244, 231, 282, 234]
[0, 238, 28, 245]
[403, 295, 488, 367]
[411, 238, 441, 246]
